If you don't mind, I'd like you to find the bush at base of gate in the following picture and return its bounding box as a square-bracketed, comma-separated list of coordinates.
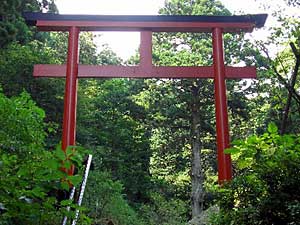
[210, 123, 300, 225]
[0, 144, 92, 225]
[0, 90, 92, 224]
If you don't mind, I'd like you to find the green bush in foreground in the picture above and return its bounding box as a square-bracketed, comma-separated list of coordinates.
[83, 170, 142, 225]
[211, 123, 300, 225]
[0, 90, 90, 224]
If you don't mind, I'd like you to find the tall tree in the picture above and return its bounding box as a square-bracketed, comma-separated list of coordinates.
[0, 0, 57, 47]
[135, 0, 257, 218]
[245, 0, 300, 135]
[76, 74, 153, 202]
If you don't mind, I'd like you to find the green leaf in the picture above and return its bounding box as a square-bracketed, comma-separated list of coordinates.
[17, 166, 29, 177]
[63, 160, 72, 170]
[55, 147, 66, 161]
[45, 159, 59, 170]
[66, 147, 74, 157]
[224, 147, 240, 155]
[267, 122, 278, 134]
[68, 175, 82, 186]
[69, 153, 83, 167]
[237, 158, 252, 169]
[61, 181, 70, 191]
[31, 187, 46, 198]
[60, 199, 73, 206]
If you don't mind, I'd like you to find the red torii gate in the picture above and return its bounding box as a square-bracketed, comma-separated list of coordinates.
[24, 12, 267, 183]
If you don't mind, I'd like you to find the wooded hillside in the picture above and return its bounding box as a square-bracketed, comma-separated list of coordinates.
[0, 0, 299, 224]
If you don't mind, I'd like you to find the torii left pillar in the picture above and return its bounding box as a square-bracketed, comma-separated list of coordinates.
[213, 27, 232, 180]
[62, 26, 79, 175]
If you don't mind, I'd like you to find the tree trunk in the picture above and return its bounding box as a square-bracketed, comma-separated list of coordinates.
[280, 42, 300, 134]
[190, 84, 204, 218]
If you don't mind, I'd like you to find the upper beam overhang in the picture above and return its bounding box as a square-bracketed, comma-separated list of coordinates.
[23, 12, 267, 33]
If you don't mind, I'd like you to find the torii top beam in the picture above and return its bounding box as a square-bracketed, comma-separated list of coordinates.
[23, 12, 267, 79]
[23, 12, 267, 33]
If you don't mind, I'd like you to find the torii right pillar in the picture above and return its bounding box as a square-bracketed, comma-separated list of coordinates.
[213, 27, 232, 183]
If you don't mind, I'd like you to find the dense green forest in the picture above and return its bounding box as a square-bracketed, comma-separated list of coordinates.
[0, 0, 299, 224]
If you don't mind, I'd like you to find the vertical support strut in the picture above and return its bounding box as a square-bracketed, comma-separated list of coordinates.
[62, 26, 80, 176]
[212, 27, 232, 183]
[140, 31, 152, 69]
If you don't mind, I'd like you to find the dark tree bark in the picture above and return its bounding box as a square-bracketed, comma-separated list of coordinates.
[280, 42, 300, 134]
[190, 83, 204, 218]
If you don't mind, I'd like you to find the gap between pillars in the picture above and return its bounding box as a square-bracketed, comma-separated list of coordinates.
[212, 27, 232, 183]
[62, 26, 80, 176]
[140, 31, 152, 69]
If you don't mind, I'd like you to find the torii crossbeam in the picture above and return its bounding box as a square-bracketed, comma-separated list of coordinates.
[24, 12, 267, 183]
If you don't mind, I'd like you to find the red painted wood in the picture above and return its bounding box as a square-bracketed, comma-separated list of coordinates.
[212, 27, 232, 183]
[33, 64, 256, 79]
[62, 26, 79, 176]
[36, 20, 255, 32]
